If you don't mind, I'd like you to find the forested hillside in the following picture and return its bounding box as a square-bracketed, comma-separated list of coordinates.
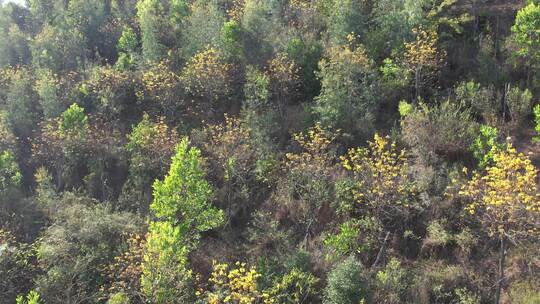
[0, 0, 539, 303]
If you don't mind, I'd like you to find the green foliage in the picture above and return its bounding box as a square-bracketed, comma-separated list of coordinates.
[324, 220, 361, 256]
[221, 20, 243, 59]
[470, 124, 504, 168]
[141, 138, 223, 302]
[512, 2, 540, 69]
[182, 0, 225, 59]
[313, 45, 376, 134]
[16, 290, 41, 304]
[30, 23, 86, 73]
[0, 150, 21, 193]
[35, 69, 63, 119]
[534, 104, 540, 142]
[267, 268, 320, 304]
[137, 0, 167, 63]
[60, 103, 88, 136]
[116, 26, 138, 69]
[5, 68, 39, 138]
[398, 100, 414, 118]
[375, 258, 408, 303]
[326, 0, 368, 45]
[151, 138, 223, 240]
[117, 26, 138, 54]
[323, 256, 371, 304]
[286, 37, 323, 99]
[141, 221, 195, 303]
[107, 291, 130, 304]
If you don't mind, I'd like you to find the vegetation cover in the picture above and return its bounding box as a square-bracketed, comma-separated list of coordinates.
[0, 0, 539, 303]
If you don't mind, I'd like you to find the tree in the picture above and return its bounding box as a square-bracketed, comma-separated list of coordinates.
[60, 103, 88, 137]
[341, 134, 419, 267]
[534, 104, 540, 142]
[459, 144, 540, 304]
[136, 0, 167, 63]
[16, 290, 41, 304]
[30, 23, 86, 73]
[141, 138, 224, 303]
[323, 256, 371, 304]
[511, 2, 540, 84]
[470, 125, 504, 169]
[36, 193, 140, 304]
[5, 68, 39, 139]
[35, 69, 63, 120]
[180, 47, 232, 114]
[404, 26, 444, 100]
[325, 0, 368, 46]
[182, 0, 225, 59]
[120, 114, 178, 212]
[116, 26, 139, 69]
[313, 43, 377, 135]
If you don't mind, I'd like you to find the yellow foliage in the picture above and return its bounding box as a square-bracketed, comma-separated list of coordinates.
[404, 27, 443, 70]
[459, 144, 540, 237]
[227, 0, 245, 22]
[180, 47, 232, 102]
[140, 60, 180, 103]
[341, 134, 415, 208]
[286, 123, 337, 174]
[200, 261, 272, 304]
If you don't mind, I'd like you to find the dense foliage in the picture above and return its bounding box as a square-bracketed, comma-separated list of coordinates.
[0, 0, 539, 303]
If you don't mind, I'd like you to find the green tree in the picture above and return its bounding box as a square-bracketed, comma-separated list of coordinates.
[323, 256, 371, 304]
[136, 0, 167, 63]
[30, 23, 86, 73]
[141, 138, 224, 303]
[60, 103, 88, 137]
[511, 2, 540, 83]
[16, 290, 41, 304]
[5, 68, 39, 138]
[470, 125, 504, 169]
[182, 0, 225, 59]
[313, 44, 377, 136]
[35, 69, 63, 119]
[326, 0, 368, 46]
[116, 26, 139, 69]
[36, 193, 140, 304]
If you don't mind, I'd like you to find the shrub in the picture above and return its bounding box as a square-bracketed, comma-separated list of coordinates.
[323, 256, 371, 304]
[267, 269, 320, 304]
[401, 100, 478, 162]
[533, 104, 540, 142]
[506, 86, 532, 128]
[469, 125, 504, 169]
[375, 258, 408, 303]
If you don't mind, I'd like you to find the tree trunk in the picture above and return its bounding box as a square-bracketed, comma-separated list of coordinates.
[371, 231, 391, 270]
[495, 236, 506, 304]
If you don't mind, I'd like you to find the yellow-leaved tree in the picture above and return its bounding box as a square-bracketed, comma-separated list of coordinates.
[341, 134, 419, 268]
[404, 26, 444, 100]
[459, 143, 540, 304]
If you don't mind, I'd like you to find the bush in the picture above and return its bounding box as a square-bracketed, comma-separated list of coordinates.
[375, 258, 408, 304]
[533, 104, 540, 142]
[323, 256, 371, 304]
[469, 125, 504, 169]
[401, 100, 478, 162]
[268, 269, 320, 304]
[506, 86, 532, 128]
